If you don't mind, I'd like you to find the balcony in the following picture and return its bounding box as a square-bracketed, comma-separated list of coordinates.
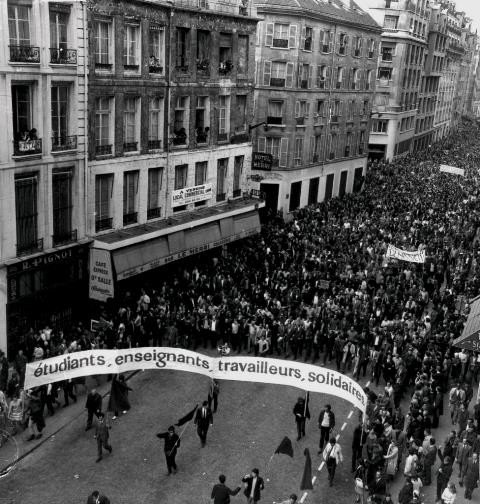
[16, 238, 43, 257]
[322, 44, 329, 53]
[313, 154, 319, 162]
[218, 132, 229, 142]
[149, 57, 163, 74]
[339, 46, 346, 55]
[148, 139, 162, 150]
[50, 48, 77, 65]
[123, 141, 138, 153]
[9, 45, 40, 64]
[52, 135, 77, 152]
[300, 79, 308, 89]
[175, 65, 189, 72]
[267, 116, 283, 125]
[219, 60, 233, 75]
[95, 62, 112, 70]
[232, 189, 242, 198]
[53, 229, 77, 247]
[172, 136, 187, 146]
[13, 138, 42, 157]
[295, 117, 305, 126]
[123, 212, 138, 226]
[196, 131, 209, 144]
[318, 80, 326, 89]
[270, 78, 285, 87]
[95, 217, 113, 233]
[95, 144, 112, 156]
[147, 207, 162, 220]
[174, 0, 253, 17]
[331, 115, 339, 123]
[197, 59, 210, 73]
[216, 193, 226, 202]
[272, 38, 288, 48]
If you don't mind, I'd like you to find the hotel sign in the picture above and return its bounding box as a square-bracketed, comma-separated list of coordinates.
[251, 152, 273, 171]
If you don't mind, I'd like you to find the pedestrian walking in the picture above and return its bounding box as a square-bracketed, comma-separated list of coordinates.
[208, 379, 220, 413]
[436, 456, 453, 501]
[369, 469, 387, 504]
[108, 374, 132, 420]
[61, 379, 77, 407]
[441, 482, 457, 504]
[241, 468, 264, 504]
[211, 474, 241, 504]
[351, 421, 366, 472]
[7, 390, 24, 435]
[455, 438, 472, 479]
[384, 440, 398, 481]
[318, 404, 335, 453]
[94, 413, 112, 462]
[194, 400, 213, 446]
[85, 388, 102, 431]
[156, 425, 180, 475]
[461, 452, 479, 500]
[323, 436, 343, 487]
[86, 490, 111, 504]
[422, 437, 437, 486]
[25, 388, 45, 441]
[293, 396, 309, 440]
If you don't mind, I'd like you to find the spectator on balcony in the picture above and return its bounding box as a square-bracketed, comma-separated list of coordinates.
[28, 128, 38, 140]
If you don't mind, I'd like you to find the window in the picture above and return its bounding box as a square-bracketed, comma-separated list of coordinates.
[147, 168, 163, 219]
[124, 24, 139, 68]
[295, 100, 309, 124]
[95, 97, 112, 155]
[336, 67, 344, 89]
[148, 97, 163, 150]
[384, 16, 399, 30]
[316, 100, 325, 118]
[95, 174, 113, 231]
[298, 63, 311, 89]
[347, 100, 355, 121]
[195, 96, 210, 143]
[233, 156, 243, 197]
[361, 99, 369, 117]
[303, 26, 313, 51]
[328, 134, 337, 160]
[94, 20, 112, 67]
[353, 36, 363, 57]
[218, 95, 230, 140]
[173, 96, 189, 145]
[216, 158, 228, 201]
[320, 30, 332, 53]
[352, 68, 359, 90]
[12, 84, 31, 139]
[344, 132, 352, 157]
[378, 67, 392, 80]
[15, 175, 39, 254]
[367, 38, 375, 58]
[359, 130, 365, 155]
[371, 119, 388, 133]
[196, 30, 211, 72]
[176, 27, 189, 69]
[258, 136, 288, 168]
[219, 33, 233, 74]
[123, 171, 138, 225]
[265, 23, 297, 49]
[52, 169, 73, 244]
[8, 4, 31, 46]
[49, 10, 68, 51]
[289, 181, 302, 212]
[366, 69, 373, 90]
[149, 26, 164, 73]
[381, 45, 394, 61]
[314, 134, 322, 161]
[174, 164, 188, 191]
[273, 23, 289, 47]
[267, 100, 284, 124]
[294, 137, 304, 166]
[234, 95, 247, 133]
[195, 161, 207, 185]
[338, 33, 348, 55]
[238, 35, 249, 74]
[51, 85, 70, 150]
[123, 97, 138, 152]
[317, 65, 328, 89]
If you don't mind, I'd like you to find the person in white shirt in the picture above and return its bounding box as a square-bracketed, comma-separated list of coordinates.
[323, 437, 343, 487]
[441, 482, 457, 504]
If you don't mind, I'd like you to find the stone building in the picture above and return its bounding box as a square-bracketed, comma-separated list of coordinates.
[250, 0, 381, 216]
[0, 0, 89, 356]
[87, 0, 263, 301]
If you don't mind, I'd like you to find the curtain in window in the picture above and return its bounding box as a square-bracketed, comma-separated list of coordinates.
[52, 171, 72, 238]
[233, 156, 243, 192]
[123, 171, 139, 214]
[148, 168, 162, 210]
[95, 174, 113, 220]
[195, 162, 207, 186]
[15, 176, 37, 248]
[174, 165, 188, 190]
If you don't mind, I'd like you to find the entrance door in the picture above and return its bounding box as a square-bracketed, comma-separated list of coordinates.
[324, 173, 334, 201]
[308, 177, 319, 206]
[339, 170, 348, 198]
[260, 183, 279, 213]
[289, 181, 302, 212]
[353, 167, 364, 193]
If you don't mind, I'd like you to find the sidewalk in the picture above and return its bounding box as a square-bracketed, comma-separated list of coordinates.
[0, 372, 136, 477]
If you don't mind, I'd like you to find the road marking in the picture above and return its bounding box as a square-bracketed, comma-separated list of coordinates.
[341, 422, 347, 431]
[312, 476, 317, 484]
[318, 461, 325, 471]
[300, 492, 308, 503]
[347, 410, 353, 419]
[366, 381, 370, 387]
[336, 433, 340, 440]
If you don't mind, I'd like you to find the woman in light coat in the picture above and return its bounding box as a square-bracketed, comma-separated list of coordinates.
[384, 440, 399, 480]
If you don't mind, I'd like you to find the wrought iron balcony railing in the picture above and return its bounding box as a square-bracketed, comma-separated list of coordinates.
[52, 135, 77, 152]
[13, 138, 42, 156]
[50, 48, 77, 64]
[9, 45, 40, 63]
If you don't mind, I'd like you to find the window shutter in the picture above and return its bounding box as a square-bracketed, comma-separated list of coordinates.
[263, 60, 271, 86]
[349, 68, 354, 89]
[286, 62, 294, 88]
[309, 136, 315, 163]
[301, 26, 306, 49]
[316, 65, 321, 87]
[308, 65, 313, 88]
[265, 23, 274, 46]
[295, 100, 300, 118]
[344, 35, 349, 52]
[319, 30, 324, 51]
[339, 101, 344, 116]
[326, 66, 331, 88]
[306, 102, 310, 118]
[257, 136, 266, 152]
[256, 21, 263, 46]
[329, 32, 334, 53]
[332, 67, 338, 87]
[279, 138, 289, 167]
[311, 29, 315, 51]
[289, 24, 297, 49]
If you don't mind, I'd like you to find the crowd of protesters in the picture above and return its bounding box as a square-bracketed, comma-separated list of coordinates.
[1, 119, 480, 502]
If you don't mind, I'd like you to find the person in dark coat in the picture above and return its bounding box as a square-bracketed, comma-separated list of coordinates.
[107, 374, 132, 420]
[94, 413, 112, 462]
[242, 468, 264, 504]
[25, 388, 45, 441]
[211, 474, 241, 504]
[157, 425, 180, 475]
[208, 379, 220, 413]
[86, 490, 110, 504]
[397, 478, 413, 504]
[194, 400, 213, 446]
[318, 404, 335, 452]
[462, 452, 480, 500]
[436, 455, 453, 501]
[293, 396, 309, 440]
[369, 469, 387, 504]
[85, 388, 102, 431]
[352, 421, 366, 472]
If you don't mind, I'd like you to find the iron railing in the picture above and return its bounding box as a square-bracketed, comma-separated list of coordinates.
[13, 138, 42, 156]
[95, 217, 113, 232]
[17, 238, 43, 256]
[9, 45, 40, 63]
[50, 48, 77, 64]
[53, 229, 77, 247]
[52, 135, 77, 152]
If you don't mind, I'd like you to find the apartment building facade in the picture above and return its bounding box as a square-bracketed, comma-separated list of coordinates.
[251, 0, 381, 216]
[87, 0, 263, 300]
[0, 0, 89, 356]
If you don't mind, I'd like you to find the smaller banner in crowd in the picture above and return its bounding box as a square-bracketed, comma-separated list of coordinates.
[386, 244, 426, 264]
[24, 348, 367, 413]
[440, 164, 465, 177]
[172, 183, 212, 207]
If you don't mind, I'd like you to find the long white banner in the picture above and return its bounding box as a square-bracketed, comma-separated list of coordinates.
[440, 164, 465, 177]
[172, 183, 213, 207]
[25, 348, 366, 413]
[386, 244, 426, 264]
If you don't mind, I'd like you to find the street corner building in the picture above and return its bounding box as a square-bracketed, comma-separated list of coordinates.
[250, 0, 382, 217]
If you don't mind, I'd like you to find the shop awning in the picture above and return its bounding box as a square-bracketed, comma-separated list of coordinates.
[453, 294, 480, 351]
[112, 211, 261, 280]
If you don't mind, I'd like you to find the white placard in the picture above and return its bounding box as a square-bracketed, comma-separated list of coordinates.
[172, 183, 213, 207]
[440, 165, 465, 177]
[89, 248, 114, 301]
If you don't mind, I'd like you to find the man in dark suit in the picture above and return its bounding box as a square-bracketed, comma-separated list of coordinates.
[194, 400, 213, 446]
[369, 469, 387, 504]
[293, 396, 309, 440]
[351, 420, 366, 472]
[242, 468, 264, 504]
[157, 425, 180, 475]
[211, 474, 241, 504]
[85, 388, 102, 431]
[318, 404, 335, 453]
[94, 413, 112, 463]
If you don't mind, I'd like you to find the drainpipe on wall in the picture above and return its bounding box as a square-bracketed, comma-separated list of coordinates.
[82, 0, 89, 239]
